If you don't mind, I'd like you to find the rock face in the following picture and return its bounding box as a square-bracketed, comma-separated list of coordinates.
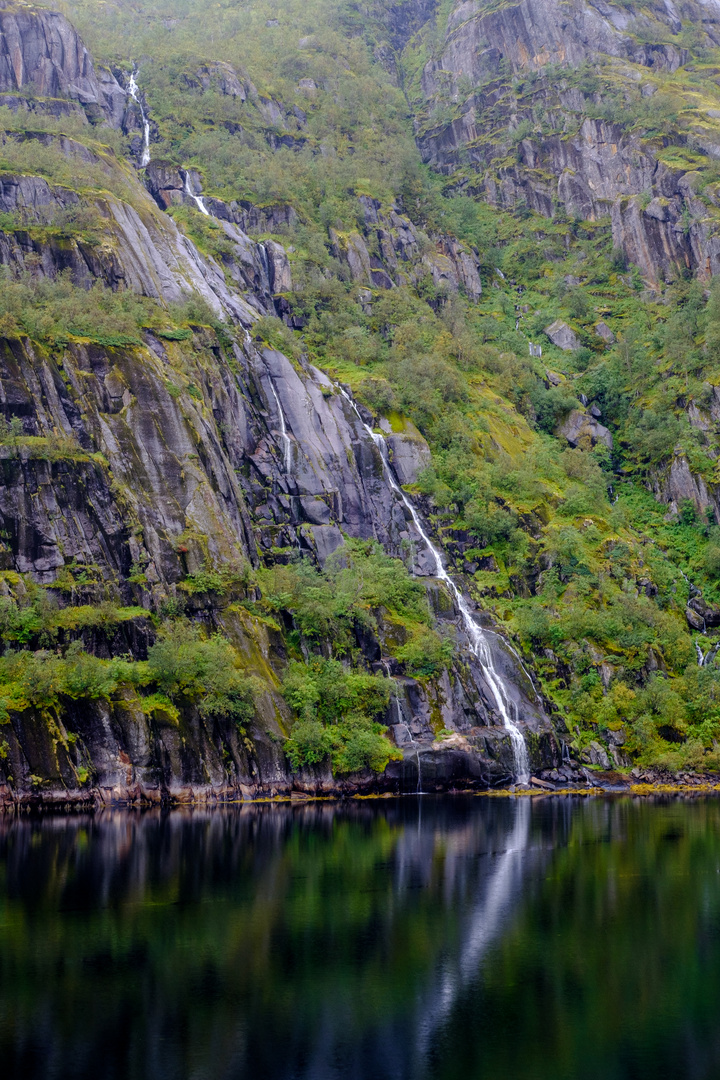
[330, 195, 483, 299]
[652, 450, 720, 520]
[0, 167, 266, 324]
[409, 0, 720, 280]
[0, 4, 560, 805]
[0, 1, 126, 125]
[558, 408, 613, 450]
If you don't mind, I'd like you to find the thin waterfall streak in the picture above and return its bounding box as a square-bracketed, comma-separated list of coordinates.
[416, 799, 531, 1055]
[484, 627, 541, 705]
[383, 660, 424, 794]
[128, 70, 151, 167]
[269, 381, 292, 474]
[183, 171, 210, 216]
[340, 386, 529, 783]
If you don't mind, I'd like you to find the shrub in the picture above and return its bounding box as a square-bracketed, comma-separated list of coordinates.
[396, 627, 454, 677]
[282, 657, 396, 774]
[147, 622, 257, 723]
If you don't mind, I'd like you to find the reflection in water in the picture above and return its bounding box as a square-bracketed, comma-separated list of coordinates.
[417, 797, 531, 1055]
[2, 797, 720, 1079]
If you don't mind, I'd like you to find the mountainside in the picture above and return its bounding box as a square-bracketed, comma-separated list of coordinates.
[410, 0, 720, 282]
[2, 0, 720, 804]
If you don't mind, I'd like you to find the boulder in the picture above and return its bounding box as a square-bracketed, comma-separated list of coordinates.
[687, 596, 720, 628]
[545, 369, 564, 387]
[584, 741, 611, 769]
[545, 320, 581, 351]
[595, 321, 615, 344]
[192, 61, 249, 99]
[558, 409, 613, 450]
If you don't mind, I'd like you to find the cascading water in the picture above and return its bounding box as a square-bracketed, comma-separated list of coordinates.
[340, 388, 530, 783]
[696, 642, 720, 668]
[183, 172, 210, 217]
[128, 70, 151, 167]
[269, 381, 292, 474]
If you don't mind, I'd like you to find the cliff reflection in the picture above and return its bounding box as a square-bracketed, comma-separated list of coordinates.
[3, 796, 720, 1080]
[0, 798, 540, 1079]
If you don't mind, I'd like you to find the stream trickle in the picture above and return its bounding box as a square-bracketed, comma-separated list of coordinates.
[183, 171, 210, 216]
[128, 70, 151, 167]
[269, 380, 293, 474]
[383, 660, 425, 793]
[340, 388, 530, 783]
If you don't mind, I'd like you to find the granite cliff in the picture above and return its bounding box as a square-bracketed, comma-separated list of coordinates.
[407, 0, 720, 281]
[0, 2, 560, 806]
[2, 0, 720, 804]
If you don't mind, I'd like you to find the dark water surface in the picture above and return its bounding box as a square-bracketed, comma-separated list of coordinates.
[2, 796, 720, 1079]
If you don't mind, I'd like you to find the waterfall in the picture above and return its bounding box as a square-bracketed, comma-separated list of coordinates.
[183, 172, 211, 217]
[341, 388, 530, 783]
[269, 381, 292, 474]
[696, 642, 719, 667]
[127, 70, 151, 167]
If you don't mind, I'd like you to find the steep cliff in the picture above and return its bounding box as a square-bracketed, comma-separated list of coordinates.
[408, 0, 720, 281]
[3, 0, 720, 802]
[0, 2, 563, 806]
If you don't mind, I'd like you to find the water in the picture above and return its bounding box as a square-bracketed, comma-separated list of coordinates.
[3, 797, 720, 1079]
[128, 70, 151, 167]
[269, 379, 292, 473]
[184, 171, 211, 216]
[340, 389, 530, 782]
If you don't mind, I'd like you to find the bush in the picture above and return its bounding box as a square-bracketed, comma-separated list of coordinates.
[396, 627, 454, 677]
[257, 541, 430, 646]
[147, 622, 257, 723]
[282, 657, 396, 774]
[284, 720, 332, 770]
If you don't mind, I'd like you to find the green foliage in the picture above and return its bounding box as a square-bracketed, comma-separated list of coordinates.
[0, 128, 131, 196]
[0, 643, 139, 720]
[395, 627, 454, 677]
[0, 270, 147, 344]
[147, 622, 257, 723]
[283, 657, 396, 774]
[257, 541, 431, 648]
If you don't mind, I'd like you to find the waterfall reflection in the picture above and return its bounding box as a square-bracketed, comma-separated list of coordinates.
[0, 798, 544, 1080]
[4, 798, 719, 1079]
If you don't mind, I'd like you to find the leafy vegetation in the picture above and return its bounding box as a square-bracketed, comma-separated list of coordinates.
[0, 270, 219, 345]
[5, 0, 720, 775]
[256, 541, 450, 772]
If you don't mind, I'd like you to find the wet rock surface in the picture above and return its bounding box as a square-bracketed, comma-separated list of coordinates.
[411, 0, 720, 281]
[0, 1, 571, 806]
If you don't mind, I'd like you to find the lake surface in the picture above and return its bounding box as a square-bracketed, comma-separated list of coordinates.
[1, 796, 720, 1080]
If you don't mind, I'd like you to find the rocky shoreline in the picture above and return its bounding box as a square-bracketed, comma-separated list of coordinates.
[2, 764, 719, 811]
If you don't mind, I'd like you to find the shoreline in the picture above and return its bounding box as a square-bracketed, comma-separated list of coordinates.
[2, 780, 720, 813]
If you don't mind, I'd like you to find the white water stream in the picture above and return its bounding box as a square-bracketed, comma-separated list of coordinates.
[183, 172, 210, 217]
[340, 389, 530, 783]
[696, 642, 720, 668]
[128, 70, 151, 167]
[383, 660, 425, 793]
[269, 381, 292, 474]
